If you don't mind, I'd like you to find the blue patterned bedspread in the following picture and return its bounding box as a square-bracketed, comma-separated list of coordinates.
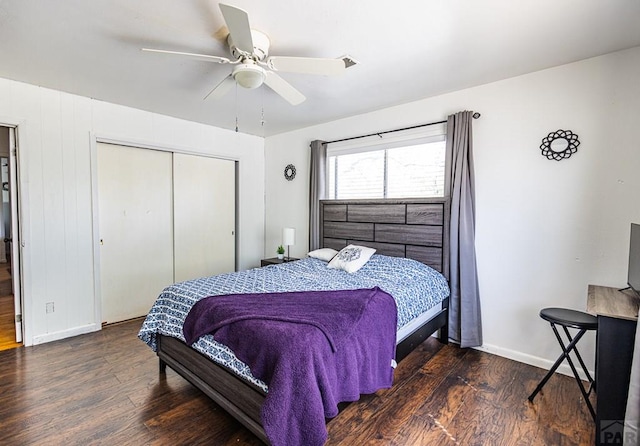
[138, 255, 449, 391]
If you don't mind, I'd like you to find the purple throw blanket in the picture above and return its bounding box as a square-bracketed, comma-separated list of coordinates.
[183, 287, 397, 446]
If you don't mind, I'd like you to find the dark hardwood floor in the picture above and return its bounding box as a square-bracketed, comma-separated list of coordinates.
[0, 319, 595, 445]
[0, 264, 21, 352]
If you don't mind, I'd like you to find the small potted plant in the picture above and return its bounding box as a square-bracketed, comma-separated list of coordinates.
[277, 245, 285, 260]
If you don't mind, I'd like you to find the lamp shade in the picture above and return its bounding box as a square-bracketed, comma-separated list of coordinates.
[282, 227, 295, 246]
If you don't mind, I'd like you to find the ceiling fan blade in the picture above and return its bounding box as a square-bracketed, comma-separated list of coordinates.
[204, 75, 236, 100]
[266, 56, 345, 76]
[219, 3, 254, 54]
[264, 71, 306, 105]
[142, 48, 231, 64]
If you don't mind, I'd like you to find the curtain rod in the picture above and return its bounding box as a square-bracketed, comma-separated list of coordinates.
[326, 112, 481, 145]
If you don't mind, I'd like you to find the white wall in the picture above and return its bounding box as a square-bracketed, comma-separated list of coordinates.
[264, 46, 640, 372]
[0, 77, 265, 346]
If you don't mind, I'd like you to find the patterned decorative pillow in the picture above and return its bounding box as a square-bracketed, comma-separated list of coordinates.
[307, 248, 339, 262]
[327, 244, 376, 273]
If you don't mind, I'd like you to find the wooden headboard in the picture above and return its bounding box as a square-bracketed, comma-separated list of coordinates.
[319, 198, 450, 279]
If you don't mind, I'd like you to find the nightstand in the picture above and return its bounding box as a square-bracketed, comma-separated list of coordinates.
[260, 257, 299, 267]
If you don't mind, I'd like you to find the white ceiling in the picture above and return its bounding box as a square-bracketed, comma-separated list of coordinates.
[1, 0, 640, 137]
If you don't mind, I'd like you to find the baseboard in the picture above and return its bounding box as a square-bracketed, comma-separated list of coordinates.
[32, 323, 101, 345]
[474, 343, 594, 381]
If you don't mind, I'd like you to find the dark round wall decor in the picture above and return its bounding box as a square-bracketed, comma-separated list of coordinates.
[284, 164, 296, 181]
[540, 129, 580, 161]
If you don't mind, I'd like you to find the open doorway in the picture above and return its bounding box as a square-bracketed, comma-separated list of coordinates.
[0, 125, 22, 351]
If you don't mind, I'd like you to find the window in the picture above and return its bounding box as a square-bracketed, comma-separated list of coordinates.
[327, 129, 446, 200]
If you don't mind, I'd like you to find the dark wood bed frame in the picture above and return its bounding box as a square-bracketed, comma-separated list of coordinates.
[156, 197, 450, 444]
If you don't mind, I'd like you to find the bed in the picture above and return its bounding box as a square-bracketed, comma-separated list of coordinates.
[138, 197, 450, 445]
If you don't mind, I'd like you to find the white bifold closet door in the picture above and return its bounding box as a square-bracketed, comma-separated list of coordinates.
[97, 143, 174, 324]
[173, 153, 235, 282]
[98, 144, 236, 324]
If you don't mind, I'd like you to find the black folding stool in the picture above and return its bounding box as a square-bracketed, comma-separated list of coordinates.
[527, 307, 597, 421]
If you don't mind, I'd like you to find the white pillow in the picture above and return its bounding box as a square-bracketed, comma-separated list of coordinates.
[307, 248, 339, 262]
[327, 244, 376, 273]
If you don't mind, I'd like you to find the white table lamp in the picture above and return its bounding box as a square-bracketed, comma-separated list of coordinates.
[282, 227, 295, 261]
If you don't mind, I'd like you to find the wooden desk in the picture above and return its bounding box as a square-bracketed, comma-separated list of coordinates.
[587, 285, 639, 445]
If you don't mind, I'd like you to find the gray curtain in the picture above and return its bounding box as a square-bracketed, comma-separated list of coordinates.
[446, 111, 482, 348]
[309, 140, 327, 251]
[624, 307, 640, 445]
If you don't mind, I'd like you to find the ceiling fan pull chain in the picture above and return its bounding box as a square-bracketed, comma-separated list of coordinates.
[261, 88, 265, 129]
[235, 83, 239, 133]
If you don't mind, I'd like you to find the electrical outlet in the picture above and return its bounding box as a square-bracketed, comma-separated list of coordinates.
[46, 302, 54, 314]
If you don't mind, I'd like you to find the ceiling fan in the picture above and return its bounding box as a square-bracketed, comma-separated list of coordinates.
[142, 3, 347, 105]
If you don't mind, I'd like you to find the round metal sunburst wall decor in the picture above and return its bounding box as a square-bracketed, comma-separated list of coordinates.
[540, 129, 580, 161]
[284, 164, 296, 181]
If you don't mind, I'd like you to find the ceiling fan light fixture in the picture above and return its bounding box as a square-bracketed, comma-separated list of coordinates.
[233, 63, 266, 89]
